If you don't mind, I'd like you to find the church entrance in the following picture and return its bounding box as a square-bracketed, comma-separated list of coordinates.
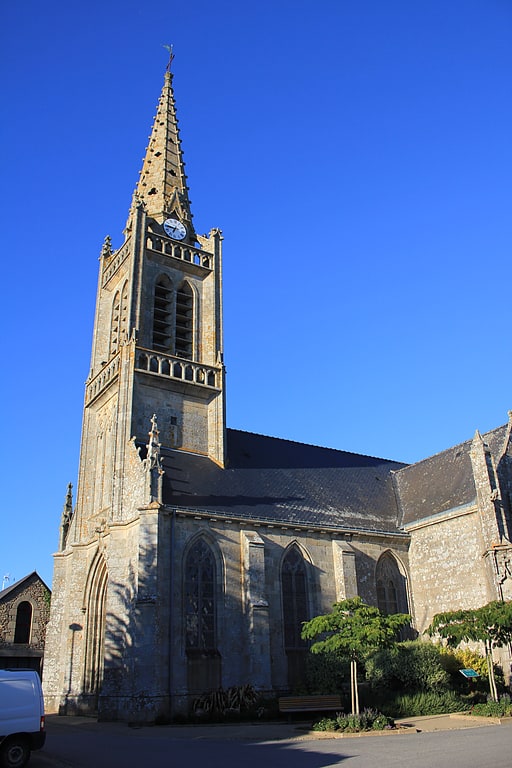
[83, 555, 108, 710]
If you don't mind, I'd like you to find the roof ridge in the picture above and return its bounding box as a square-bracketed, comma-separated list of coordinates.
[0, 571, 50, 600]
[227, 427, 404, 465]
[394, 421, 508, 474]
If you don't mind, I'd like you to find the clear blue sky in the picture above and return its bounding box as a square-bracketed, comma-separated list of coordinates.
[1, 0, 511, 588]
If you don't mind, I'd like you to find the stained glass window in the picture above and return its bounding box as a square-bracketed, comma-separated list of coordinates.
[185, 539, 216, 650]
[376, 552, 406, 615]
[282, 545, 308, 650]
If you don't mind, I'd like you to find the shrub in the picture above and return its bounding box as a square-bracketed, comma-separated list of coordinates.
[305, 651, 348, 694]
[470, 694, 512, 718]
[372, 712, 393, 730]
[438, 646, 488, 678]
[387, 690, 467, 717]
[437, 645, 504, 694]
[365, 641, 450, 692]
[312, 717, 337, 731]
[191, 684, 260, 720]
[313, 708, 394, 732]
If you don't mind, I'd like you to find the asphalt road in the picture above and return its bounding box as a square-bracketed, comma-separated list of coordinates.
[29, 717, 512, 768]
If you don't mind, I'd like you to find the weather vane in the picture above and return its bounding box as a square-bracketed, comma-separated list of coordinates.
[163, 44, 174, 72]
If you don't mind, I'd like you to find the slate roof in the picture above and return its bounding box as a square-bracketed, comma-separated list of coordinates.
[393, 424, 509, 527]
[0, 572, 50, 602]
[160, 429, 406, 533]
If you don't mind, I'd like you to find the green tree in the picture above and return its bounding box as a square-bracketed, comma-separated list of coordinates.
[428, 600, 512, 702]
[301, 597, 411, 714]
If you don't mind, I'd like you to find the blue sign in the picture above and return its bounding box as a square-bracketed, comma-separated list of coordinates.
[459, 668, 480, 678]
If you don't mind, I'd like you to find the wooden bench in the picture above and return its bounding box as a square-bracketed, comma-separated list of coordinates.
[278, 695, 342, 720]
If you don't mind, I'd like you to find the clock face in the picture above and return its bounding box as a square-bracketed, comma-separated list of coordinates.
[163, 217, 187, 240]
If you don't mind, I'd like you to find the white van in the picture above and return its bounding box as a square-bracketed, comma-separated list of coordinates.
[0, 670, 46, 768]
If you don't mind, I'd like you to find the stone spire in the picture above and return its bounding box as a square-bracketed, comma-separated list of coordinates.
[134, 55, 194, 235]
[59, 483, 73, 551]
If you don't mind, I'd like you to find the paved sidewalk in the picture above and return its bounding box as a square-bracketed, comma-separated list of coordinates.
[45, 712, 511, 741]
[394, 712, 510, 733]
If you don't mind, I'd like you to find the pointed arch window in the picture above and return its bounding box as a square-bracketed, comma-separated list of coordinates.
[376, 552, 407, 615]
[184, 539, 216, 651]
[282, 545, 308, 650]
[175, 281, 193, 359]
[14, 601, 32, 644]
[152, 276, 173, 352]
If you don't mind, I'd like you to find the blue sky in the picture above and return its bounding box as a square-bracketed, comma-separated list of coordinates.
[1, 0, 511, 588]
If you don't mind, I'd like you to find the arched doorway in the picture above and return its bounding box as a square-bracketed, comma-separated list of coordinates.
[83, 555, 108, 706]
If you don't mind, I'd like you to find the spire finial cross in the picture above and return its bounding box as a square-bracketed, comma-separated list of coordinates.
[163, 44, 174, 73]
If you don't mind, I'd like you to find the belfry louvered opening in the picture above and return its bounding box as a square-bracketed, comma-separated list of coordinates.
[110, 282, 129, 356]
[152, 277, 173, 351]
[110, 290, 121, 356]
[175, 281, 193, 359]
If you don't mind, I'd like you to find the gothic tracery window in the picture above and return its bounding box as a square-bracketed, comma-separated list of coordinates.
[184, 539, 216, 651]
[376, 552, 407, 615]
[282, 545, 308, 650]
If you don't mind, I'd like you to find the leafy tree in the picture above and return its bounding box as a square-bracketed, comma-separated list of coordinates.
[428, 600, 512, 702]
[301, 597, 410, 714]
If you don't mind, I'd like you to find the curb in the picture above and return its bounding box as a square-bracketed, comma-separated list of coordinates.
[449, 713, 512, 726]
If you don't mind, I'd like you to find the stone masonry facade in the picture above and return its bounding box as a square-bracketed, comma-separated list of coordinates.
[0, 572, 51, 674]
[42, 65, 512, 721]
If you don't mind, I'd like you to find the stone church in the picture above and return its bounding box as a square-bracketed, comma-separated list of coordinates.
[43, 62, 512, 721]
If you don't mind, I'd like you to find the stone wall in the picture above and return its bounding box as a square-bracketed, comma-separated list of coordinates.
[0, 574, 51, 651]
[161, 512, 411, 714]
[0, 573, 51, 676]
[406, 506, 492, 633]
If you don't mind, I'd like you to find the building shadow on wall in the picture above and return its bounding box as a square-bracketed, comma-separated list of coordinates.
[98, 533, 161, 721]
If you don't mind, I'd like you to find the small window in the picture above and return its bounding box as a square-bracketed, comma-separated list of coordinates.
[14, 601, 32, 644]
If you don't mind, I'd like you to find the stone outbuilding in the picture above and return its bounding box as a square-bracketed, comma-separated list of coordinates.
[0, 572, 51, 675]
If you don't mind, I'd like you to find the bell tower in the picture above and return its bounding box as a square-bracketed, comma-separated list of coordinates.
[43, 58, 226, 717]
[74, 57, 225, 534]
